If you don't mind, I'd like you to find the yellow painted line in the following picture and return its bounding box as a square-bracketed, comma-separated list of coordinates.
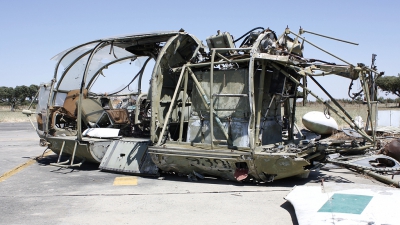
[113, 176, 138, 186]
[0, 150, 53, 183]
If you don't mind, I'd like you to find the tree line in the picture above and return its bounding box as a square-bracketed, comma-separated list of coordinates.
[0, 74, 399, 111]
[0, 85, 39, 111]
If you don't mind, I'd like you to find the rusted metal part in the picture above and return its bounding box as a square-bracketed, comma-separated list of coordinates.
[379, 139, 400, 162]
[234, 168, 249, 181]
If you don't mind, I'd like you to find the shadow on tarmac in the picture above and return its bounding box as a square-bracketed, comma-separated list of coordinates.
[280, 201, 299, 225]
[151, 169, 355, 188]
[35, 153, 355, 186]
[32, 153, 357, 225]
[35, 154, 99, 174]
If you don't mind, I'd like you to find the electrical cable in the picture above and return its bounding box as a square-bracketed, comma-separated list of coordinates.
[233, 27, 265, 43]
[108, 57, 152, 95]
[239, 36, 250, 47]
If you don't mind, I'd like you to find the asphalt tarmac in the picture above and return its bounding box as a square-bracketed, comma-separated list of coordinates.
[0, 122, 389, 225]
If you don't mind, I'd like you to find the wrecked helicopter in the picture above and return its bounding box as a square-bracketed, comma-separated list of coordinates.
[23, 26, 397, 184]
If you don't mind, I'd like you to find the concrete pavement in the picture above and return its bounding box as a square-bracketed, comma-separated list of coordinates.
[0, 122, 390, 225]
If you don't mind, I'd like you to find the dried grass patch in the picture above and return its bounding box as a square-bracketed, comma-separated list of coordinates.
[0, 111, 37, 123]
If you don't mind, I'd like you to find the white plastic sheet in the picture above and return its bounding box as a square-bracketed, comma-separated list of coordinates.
[82, 128, 120, 138]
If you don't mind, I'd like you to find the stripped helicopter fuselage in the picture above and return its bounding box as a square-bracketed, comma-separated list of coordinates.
[25, 27, 382, 182]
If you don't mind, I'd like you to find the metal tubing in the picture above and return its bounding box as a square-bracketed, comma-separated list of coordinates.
[134, 93, 147, 124]
[50, 159, 70, 168]
[52, 41, 101, 105]
[47, 40, 101, 136]
[156, 66, 186, 146]
[138, 55, 155, 95]
[359, 72, 375, 143]
[56, 49, 93, 91]
[137, 58, 147, 94]
[364, 170, 400, 188]
[54, 158, 85, 168]
[28, 115, 37, 131]
[51, 160, 70, 166]
[86, 56, 136, 89]
[77, 41, 107, 141]
[210, 48, 252, 51]
[53, 40, 101, 81]
[294, 123, 303, 138]
[56, 141, 66, 163]
[290, 86, 298, 141]
[186, 58, 250, 68]
[255, 60, 266, 145]
[187, 67, 210, 107]
[44, 80, 55, 135]
[28, 89, 40, 110]
[290, 31, 353, 66]
[365, 71, 373, 133]
[289, 31, 300, 54]
[210, 49, 216, 149]
[304, 152, 322, 161]
[216, 53, 232, 63]
[308, 75, 363, 133]
[302, 29, 359, 45]
[287, 64, 358, 79]
[365, 66, 381, 77]
[178, 69, 188, 143]
[373, 101, 378, 145]
[213, 94, 248, 97]
[270, 62, 373, 143]
[335, 145, 372, 152]
[187, 67, 230, 143]
[150, 34, 180, 143]
[283, 97, 292, 140]
[208, 49, 232, 146]
[259, 94, 276, 143]
[70, 141, 77, 166]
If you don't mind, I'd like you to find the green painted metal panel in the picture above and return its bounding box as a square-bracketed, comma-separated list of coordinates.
[318, 193, 373, 214]
[99, 139, 159, 175]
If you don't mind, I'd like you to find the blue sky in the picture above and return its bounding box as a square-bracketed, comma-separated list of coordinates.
[1, 0, 399, 99]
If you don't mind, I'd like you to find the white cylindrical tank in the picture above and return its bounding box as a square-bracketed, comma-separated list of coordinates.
[302, 111, 338, 135]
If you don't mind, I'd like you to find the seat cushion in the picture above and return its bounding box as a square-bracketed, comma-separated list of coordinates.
[63, 89, 88, 119]
[79, 98, 104, 124]
[107, 109, 129, 124]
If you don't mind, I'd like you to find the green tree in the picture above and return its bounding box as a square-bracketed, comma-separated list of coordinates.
[376, 74, 400, 107]
[0, 86, 18, 111]
[0, 85, 38, 111]
[14, 85, 29, 103]
[28, 84, 39, 101]
[378, 97, 386, 104]
[376, 74, 400, 97]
